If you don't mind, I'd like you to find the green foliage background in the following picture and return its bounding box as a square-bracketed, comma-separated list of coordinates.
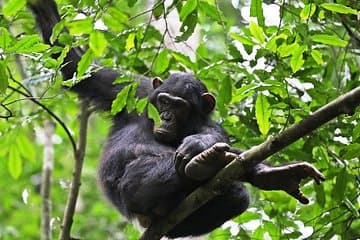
[0, 0, 359, 239]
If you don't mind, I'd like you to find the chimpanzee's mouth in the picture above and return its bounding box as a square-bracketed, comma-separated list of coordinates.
[153, 127, 178, 143]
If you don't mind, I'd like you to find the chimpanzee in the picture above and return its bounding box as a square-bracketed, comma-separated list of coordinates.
[29, 0, 325, 238]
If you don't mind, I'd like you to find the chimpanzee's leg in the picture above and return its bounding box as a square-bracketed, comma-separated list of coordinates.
[166, 182, 249, 238]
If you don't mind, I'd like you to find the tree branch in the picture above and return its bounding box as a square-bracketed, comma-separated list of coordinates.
[41, 120, 55, 240]
[59, 98, 92, 240]
[140, 86, 360, 240]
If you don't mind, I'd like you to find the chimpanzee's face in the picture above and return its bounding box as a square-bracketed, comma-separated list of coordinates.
[149, 74, 215, 144]
[152, 91, 191, 143]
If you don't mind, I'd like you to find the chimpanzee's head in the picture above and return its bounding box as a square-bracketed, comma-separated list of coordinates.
[149, 73, 215, 144]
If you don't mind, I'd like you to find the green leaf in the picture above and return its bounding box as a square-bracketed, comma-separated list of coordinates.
[89, 30, 107, 57]
[102, 7, 129, 32]
[147, 103, 161, 127]
[218, 77, 232, 104]
[291, 45, 307, 73]
[179, 0, 198, 21]
[249, 21, 265, 44]
[176, 11, 198, 42]
[57, 45, 71, 69]
[255, 94, 271, 135]
[153, 49, 170, 74]
[332, 168, 348, 202]
[311, 49, 324, 65]
[127, 0, 138, 7]
[172, 52, 196, 70]
[0, 60, 9, 93]
[199, 1, 221, 22]
[136, 98, 148, 114]
[230, 32, 255, 46]
[311, 34, 348, 47]
[16, 133, 36, 163]
[352, 123, 360, 140]
[8, 145, 22, 179]
[68, 18, 93, 35]
[343, 143, 360, 159]
[344, 197, 360, 218]
[111, 84, 132, 115]
[300, 4, 316, 20]
[77, 49, 94, 77]
[0, 27, 12, 50]
[125, 33, 136, 51]
[8, 35, 49, 53]
[2, 0, 26, 17]
[277, 42, 299, 58]
[320, 3, 358, 15]
[50, 21, 65, 44]
[153, 2, 164, 18]
[250, 0, 265, 27]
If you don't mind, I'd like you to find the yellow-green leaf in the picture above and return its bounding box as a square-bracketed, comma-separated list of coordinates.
[8, 145, 22, 179]
[291, 45, 307, 73]
[90, 31, 107, 57]
[3, 0, 26, 17]
[153, 50, 170, 74]
[180, 0, 197, 21]
[311, 34, 348, 47]
[300, 4, 316, 20]
[68, 18, 93, 35]
[111, 84, 132, 115]
[249, 21, 265, 44]
[125, 33, 136, 51]
[321, 3, 357, 15]
[230, 33, 255, 46]
[255, 94, 271, 135]
[311, 49, 324, 65]
[147, 103, 161, 127]
[77, 49, 94, 77]
[0, 60, 9, 93]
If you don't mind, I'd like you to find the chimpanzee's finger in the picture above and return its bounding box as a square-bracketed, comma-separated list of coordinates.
[288, 189, 309, 204]
[301, 162, 325, 184]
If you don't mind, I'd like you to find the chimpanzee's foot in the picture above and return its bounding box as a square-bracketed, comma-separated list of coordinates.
[185, 143, 237, 181]
[250, 162, 325, 204]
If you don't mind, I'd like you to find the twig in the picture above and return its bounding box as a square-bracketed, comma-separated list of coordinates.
[140, 85, 360, 240]
[0, 103, 13, 119]
[59, 98, 92, 240]
[41, 120, 55, 240]
[7, 86, 77, 152]
[129, 0, 165, 21]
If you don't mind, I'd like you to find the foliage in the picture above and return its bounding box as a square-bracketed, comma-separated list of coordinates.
[0, 0, 359, 239]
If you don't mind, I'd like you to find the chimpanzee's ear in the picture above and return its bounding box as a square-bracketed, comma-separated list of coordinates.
[202, 93, 216, 113]
[152, 77, 163, 89]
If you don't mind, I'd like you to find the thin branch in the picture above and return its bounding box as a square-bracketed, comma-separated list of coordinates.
[140, 86, 360, 240]
[41, 120, 55, 240]
[7, 86, 77, 152]
[0, 103, 13, 119]
[59, 98, 92, 240]
[129, 0, 165, 21]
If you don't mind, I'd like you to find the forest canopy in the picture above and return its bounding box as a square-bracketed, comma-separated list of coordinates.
[0, 0, 359, 239]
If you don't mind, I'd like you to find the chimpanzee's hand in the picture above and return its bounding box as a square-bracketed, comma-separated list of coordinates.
[184, 143, 237, 181]
[175, 140, 237, 180]
[175, 136, 207, 178]
[250, 162, 325, 204]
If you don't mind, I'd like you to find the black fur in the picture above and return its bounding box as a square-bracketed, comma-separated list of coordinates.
[29, 0, 250, 237]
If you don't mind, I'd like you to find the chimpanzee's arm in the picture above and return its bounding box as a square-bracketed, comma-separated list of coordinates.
[28, 0, 134, 111]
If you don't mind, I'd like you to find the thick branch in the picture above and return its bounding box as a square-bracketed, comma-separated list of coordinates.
[140, 86, 360, 240]
[59, 99, 92, 240]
